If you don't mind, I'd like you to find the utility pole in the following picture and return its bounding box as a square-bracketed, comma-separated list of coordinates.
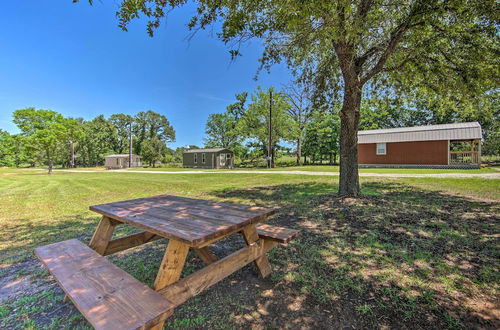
[128, 122, 133, 168]
[268, 90, 273, 168]
[70, 140, 75, 168]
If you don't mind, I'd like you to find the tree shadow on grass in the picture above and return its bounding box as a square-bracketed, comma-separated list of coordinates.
[202, 181, 499, 329]
[2, 181, 498, 329]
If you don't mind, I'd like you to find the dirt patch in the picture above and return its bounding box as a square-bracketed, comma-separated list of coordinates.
[0, 260, 52, 304]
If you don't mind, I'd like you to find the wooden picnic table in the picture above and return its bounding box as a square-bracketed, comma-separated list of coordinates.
[36, 194, 299, 330]
[87, 194, 295, 329]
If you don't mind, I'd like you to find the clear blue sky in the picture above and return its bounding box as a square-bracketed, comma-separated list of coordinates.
[0, 1, 291, 148]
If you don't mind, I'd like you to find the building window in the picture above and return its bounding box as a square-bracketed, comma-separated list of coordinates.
[226, 153, 231, 159]
[376, 143, 387, 155]
[194, 153, 197, 163]
[220, 153, 225, 166]
[202, 153, 206, 164]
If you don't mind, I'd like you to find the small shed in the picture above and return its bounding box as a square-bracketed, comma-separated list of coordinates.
[357, 122, 482, 168]
[183, 148, 233, 169]
[104, 154, 142, 169]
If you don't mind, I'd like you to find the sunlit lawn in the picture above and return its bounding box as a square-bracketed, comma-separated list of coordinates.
[0, 169, 498, 329]
[103, 164, 498, 174]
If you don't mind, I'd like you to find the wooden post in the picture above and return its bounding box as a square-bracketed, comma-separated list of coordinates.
[193, 247, 218, 265]
[89, 216, 119, 255]
[154, 240, 190, 291]
[241, 225, 272, 278]
[159, 239, 278, 307]
[152, 239, 189, 330]
[447, 140, 450, 165]
[477, 139, 481, 165]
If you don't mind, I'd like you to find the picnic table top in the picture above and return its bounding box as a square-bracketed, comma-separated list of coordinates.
[90, 195, 276, 247]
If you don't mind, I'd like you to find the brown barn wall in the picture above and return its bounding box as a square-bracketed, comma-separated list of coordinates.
[358, 140, 448, 165]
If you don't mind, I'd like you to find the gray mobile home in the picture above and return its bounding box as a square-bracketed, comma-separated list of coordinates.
[105, 154, 142, 169]
[183, 148, 233, 169]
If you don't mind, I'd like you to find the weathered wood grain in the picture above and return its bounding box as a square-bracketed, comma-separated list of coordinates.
[241, 225, 272, 278]
[35, 239, 174, 330]
[193, 247, 218, 265]
[104, 231, 163, 255]
[89, 216, 119, 255]
[256, 224, 300, 244]
[158, 239, 278, 307]
[154, 239, 190, 291]
[89, 195, 276, 247]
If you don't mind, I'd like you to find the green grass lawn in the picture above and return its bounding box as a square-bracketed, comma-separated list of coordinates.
[16, 164, 499, 174]
[0, 169, 498, 329]
[115, 164, 499, 174]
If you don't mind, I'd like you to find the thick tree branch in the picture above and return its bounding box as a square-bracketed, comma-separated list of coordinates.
[359, 22, 410, 85]
[355, 45, 383, 67]
[382, 53, 414, 73]
[355, 0, 374, 24]
[359, 0, 434, 85]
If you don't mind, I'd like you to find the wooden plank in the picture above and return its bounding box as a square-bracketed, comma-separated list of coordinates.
[154, 239, 190, 291]
[241, 225, 272, 278]
[89, 216, 119, 255]
[35, 239, 174, 330]
[104, 231, 163, 255]
[115, 194, 274, 214]
[158, 239, 277, 307]
[114, 196, 272, 221]
[90, 205, 208, 245]
[90, 203, 274, 248]
[256, 224, 300, 244]
[193, 247, 218, 265]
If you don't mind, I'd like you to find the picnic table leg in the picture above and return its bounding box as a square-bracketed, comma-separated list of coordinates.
[193, 247, 218, 265]
[241, 225, 272, 278]
[89, 216, 119, 255]
[151, 239, 190, 330]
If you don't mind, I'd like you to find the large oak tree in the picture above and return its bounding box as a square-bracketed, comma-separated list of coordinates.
[81, 0, 498, 196]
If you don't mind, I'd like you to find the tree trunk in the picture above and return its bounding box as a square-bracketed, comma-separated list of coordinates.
[296, 138, 301, 165]
[48, 160, 53, 174]
[338, 81, 362, 196]
[70, 141, 75, 168]
[270, 147, 275, 168]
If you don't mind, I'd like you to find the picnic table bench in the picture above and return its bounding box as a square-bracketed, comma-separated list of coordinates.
[35, 195, 299, 330]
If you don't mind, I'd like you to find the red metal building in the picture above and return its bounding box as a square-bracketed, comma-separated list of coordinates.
[357, 122, 482, 168]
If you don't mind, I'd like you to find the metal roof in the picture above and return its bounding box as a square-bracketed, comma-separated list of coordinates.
[358, 122, 482, 144]
[184, 148, 230, 153]
[104, 154, 140, 158]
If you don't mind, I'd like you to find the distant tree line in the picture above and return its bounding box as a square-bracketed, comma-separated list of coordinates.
[204, 84, 499, 167]
[0, 108, 175, 172]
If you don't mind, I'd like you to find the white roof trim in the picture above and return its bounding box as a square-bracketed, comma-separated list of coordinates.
[105, 154, 140, 158]
[358, 122, 482, 144]
[184, 148, 230, 153]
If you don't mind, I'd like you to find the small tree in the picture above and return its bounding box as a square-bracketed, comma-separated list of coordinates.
[283, 82, 313, 165]
[141, 136, 165, 167]
[0, 130, 14, 167]
[204, 112, 241, 149]
[13, 108, 71, 174]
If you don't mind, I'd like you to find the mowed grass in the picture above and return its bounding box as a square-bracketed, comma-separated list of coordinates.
[0, 169, 498, 329]
[123, 164, 499, 174]
[0, 170, 333, 263]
